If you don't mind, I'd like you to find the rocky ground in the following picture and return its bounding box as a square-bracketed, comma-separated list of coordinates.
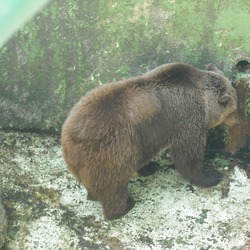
[0, 130, 249, 250]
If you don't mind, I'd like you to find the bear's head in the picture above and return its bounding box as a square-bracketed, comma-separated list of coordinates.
[203, 64, 238, 129]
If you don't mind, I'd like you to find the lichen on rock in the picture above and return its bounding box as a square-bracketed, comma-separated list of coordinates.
[0, 196, 7, 249]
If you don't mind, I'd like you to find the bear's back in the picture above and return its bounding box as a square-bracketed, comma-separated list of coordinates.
[143, 62, 203, 86]
[62, 77, 161, 146]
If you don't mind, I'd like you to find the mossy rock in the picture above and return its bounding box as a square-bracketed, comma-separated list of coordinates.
[0, 196, 7, 248]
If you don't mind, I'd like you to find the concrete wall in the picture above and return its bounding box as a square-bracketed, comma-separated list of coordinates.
[0, 0, 249, 131]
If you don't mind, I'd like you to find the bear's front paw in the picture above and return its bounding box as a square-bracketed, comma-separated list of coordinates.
[196, 170, 223, 188]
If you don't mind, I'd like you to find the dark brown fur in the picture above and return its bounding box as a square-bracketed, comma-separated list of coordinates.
[61, 63, 237, 220]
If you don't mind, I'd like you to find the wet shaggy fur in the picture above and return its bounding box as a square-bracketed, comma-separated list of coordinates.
[61, 63, 238, 220]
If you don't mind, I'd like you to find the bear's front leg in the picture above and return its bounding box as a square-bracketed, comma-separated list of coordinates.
[198, 169, 223, 187]
[173, 154, 223, 187]
[187, 159, 223, 187]
[100, 185, 135, 220]
[171, 130, 223, 188]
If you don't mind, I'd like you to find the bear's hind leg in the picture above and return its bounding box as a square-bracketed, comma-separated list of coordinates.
[100, 185, 135, 220]
[87, 190, 98, 201]
[137, 161, 159, 177]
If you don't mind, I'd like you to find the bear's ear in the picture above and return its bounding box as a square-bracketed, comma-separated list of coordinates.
[218, 94, 231, 105]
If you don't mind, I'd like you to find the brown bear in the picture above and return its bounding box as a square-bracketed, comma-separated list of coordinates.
[61, 62, 238, 220]
[227, 79, 248, 153]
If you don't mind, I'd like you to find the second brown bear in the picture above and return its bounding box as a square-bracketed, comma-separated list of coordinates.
[61, 63, 238, 220]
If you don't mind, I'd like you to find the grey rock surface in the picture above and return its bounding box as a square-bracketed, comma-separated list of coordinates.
[0, 196, 7, 249]
[0, 130, 250, 250]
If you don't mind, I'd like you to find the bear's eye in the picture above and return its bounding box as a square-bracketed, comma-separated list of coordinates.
[218, 94, 231, 106]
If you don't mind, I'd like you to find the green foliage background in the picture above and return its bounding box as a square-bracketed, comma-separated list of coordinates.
[0, 0, 250, 131]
